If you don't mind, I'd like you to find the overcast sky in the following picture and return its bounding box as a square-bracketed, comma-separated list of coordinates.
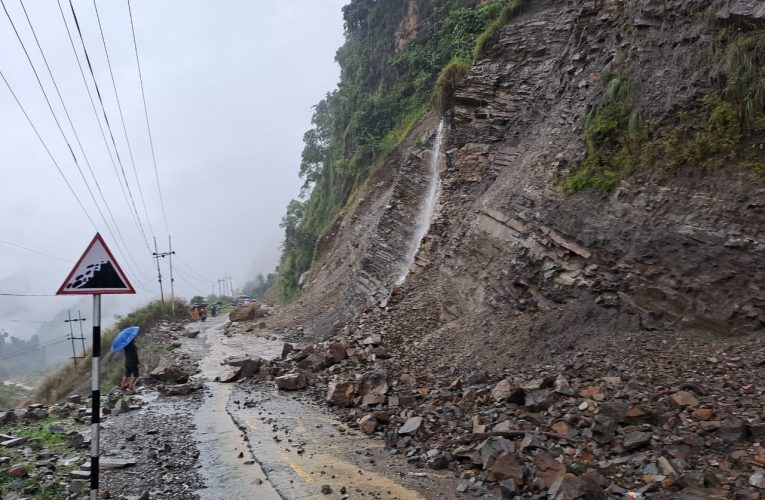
[0, 0, 346, 338]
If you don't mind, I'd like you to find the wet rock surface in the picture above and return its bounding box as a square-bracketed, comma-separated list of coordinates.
[232, 1, 765, 498]
[242, 316, 765, 499]
[99, 392, 204, 499]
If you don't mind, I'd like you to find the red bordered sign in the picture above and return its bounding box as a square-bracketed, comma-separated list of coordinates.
[57, 233, 135, 295]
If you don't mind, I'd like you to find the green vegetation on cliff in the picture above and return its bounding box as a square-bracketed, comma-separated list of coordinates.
[275, 0, 520, 298]
[566, 31, 765, 191]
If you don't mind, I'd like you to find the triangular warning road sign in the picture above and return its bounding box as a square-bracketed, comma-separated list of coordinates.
[57, 233, 135, 295]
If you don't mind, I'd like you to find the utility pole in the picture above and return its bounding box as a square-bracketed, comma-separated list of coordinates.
[153, 237, 176, 308]
[227, 274, 234, 296]
[64, 310, 86, 366]
[152, 237, 165, 303]
[218, 279, 223, 297]
[168, 236, 175, 315]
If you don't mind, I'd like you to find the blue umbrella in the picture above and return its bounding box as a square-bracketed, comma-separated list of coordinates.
[111, 326, 140, 353]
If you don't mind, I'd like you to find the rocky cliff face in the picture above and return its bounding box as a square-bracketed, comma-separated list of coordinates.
[258, 2, 765, 497]
[436, 0, 765, 335]
[286, 0, 763, 343]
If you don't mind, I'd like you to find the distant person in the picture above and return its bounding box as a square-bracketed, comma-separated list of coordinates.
[200, 305, 207, 322]
[192, 305, 199, 321]
[120, 339, 139, 393]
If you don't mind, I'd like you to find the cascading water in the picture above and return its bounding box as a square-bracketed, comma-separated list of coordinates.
[396, 119, 445, 285]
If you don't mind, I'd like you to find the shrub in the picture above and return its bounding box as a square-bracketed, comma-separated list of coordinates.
[437, 58, 471, 112]
[34, 300, 188, 403]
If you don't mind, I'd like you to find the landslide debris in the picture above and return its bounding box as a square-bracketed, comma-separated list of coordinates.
[233, 310, 765, 499]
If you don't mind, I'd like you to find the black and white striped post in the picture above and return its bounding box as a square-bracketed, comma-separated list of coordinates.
[90, 294, 101, 499]
[56, 233, 136, 500]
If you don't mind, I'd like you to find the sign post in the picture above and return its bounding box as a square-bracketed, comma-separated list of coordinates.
[57, 233, 135, 500]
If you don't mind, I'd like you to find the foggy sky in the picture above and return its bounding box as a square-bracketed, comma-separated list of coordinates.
[0, 0, 346, 338]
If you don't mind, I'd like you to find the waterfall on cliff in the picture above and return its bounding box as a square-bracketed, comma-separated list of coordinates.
[396, 119, 444, 285]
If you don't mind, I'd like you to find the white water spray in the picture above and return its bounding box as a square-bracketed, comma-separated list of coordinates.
[396, 119, 444, 285]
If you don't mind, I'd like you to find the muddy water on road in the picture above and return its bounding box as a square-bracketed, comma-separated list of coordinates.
[188, 318, 427, 500]
[191, 318, 281, 499]
[230, 388, 426, 500]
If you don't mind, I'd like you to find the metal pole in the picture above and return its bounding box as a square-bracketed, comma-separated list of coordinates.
[90, 294, 101, 500]
[153, 236, 165, 303]
[78, 310, 86, 354]
[66, 310, 77, 366]
[168, 235, 175, 315]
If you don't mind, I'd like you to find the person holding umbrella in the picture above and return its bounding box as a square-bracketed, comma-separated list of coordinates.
[121, 339, 139, 393]
[112, 326, 140, 393]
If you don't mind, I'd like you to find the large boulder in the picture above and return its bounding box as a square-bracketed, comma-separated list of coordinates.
[358, 370, 389, 397]
[224, 355, 263, 379]
[149, 358, 190, 384]
[275, 373, 307, 391]
[326, 381, 357, 406]
[157, 382, 203, 396]
[229, 303, 267, 322]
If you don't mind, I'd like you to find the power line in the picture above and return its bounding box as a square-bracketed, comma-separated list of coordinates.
[0, 337, 69, 362]
[0, 238, 69, 262]
[67, 0, 152, 256]
[0, 69, 96, 229]
[174, 256, 213, 283]
[15, 0, 148, 286]
[0, 293, 58, 297]
[172, 266, 206, 295]
[92, 0, 155, 242]
[54, 0, 151, 285]
[127, 0, 169, 236]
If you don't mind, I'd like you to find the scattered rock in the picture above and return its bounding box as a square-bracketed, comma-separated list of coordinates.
[326, 381, 357, 406]
[358, 414, 377, 434]
[623, 431, 652, 451]
[275, 373, 307, 391]
[398, 416, 423, 436]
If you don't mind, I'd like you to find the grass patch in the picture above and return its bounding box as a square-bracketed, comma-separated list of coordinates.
[437, 58, 471, 112]
[564, 76, 642, 191]
[473, 0, 526, 59]
[0, 384, 31, 409]
[566, 32, 765, 192]
[379, 105, 429, 154]
[34, 300, 188, 403]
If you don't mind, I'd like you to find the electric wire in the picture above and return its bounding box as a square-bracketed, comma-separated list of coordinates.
[0, 238, 69, 262]
[54, 0, 151, 284]
[127, 0, 169, 236]
[92, 0, 155, 242]
[0, 293, 58, 297]
[68, 0, 152, 257]
[16, 0, 147, 286]
[0, 337, 69, 362]
[174, 256, 214, 283]
[171, 266, 206, 296]
[0, 69, 96, 230]
[0, 0, 111, 233]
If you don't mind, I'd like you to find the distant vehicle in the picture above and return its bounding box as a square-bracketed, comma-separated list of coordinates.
[235, 294, 254, 306]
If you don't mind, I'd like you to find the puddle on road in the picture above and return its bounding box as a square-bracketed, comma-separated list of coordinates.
[188, 318, 425, 500]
